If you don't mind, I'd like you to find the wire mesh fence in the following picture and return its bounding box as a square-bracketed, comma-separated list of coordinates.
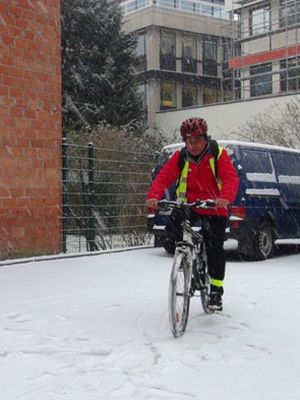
[62, 138, 156, 253]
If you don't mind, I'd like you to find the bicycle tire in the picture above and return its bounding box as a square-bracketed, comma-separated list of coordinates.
[168, 251, 192, 338]
[200, 271, 213, 314]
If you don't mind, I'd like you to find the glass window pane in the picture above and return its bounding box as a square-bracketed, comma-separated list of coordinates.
[250, 63, 272, 97]
[250, 5, 271, 35]
[280, 56, 300, 92]
[203, 86, 219, 104]
[182, 84, 197, 107]
[160, 30, 176, 71]
[161, 30, 176, 56]
[182, 35, 197, 73]
[203, 38, 218, 76]
[244, 150, 273, 174]
[161, 81, 177, 110]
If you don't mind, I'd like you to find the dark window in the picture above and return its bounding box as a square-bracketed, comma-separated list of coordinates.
[160, 81, 177, 110]
[203, 86, 219, 104]
[280, 57, 300, 92]
[182, 84, 197, 107]
[203, 38, 218, 76]
[273, 153, 300, 177]
[182, 35, 197, 73]
[243, 150, 273, 174]
[160, 30, 176, 71]
[250, 63, 272, 97]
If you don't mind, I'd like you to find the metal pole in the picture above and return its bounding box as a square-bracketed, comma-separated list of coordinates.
[62, 137, 68, 253]
[88, 143, 97, 251]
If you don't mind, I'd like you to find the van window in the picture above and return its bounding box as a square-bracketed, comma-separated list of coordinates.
[243, 149, 276, 182]
[273, 153, 300, 184]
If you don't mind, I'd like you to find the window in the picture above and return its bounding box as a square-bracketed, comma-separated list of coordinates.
[280, 57, 300, 92]
[202, 37, 218, 76]
[160, 30, 176, 71]
[137, 84, 147, 106]
[182, 35, 197, 73]
[203, 86, 219, 104]
[160, 81, 176, 110]
[243, 150, 276, 182]
[280, 0, 300, 27]
[135, 33, 146, 72]
[250, 4, 271, 36]
[273, 153, 300, 182]
[182, 84, 197, 107]
[159, 0, 179, 9]
[250, 63, 272, 97]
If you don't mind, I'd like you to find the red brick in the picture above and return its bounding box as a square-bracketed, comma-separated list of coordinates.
[0, 0, 62, 259]
[0, 85, 9, 95]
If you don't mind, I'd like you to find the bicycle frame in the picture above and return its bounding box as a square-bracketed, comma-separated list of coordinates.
[157, 199, 215, 337]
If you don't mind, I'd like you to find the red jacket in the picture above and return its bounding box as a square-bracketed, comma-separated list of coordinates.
[147, 147, 239, 217]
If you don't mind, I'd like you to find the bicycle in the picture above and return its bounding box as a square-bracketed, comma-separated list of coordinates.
[157, 199, 216, 338]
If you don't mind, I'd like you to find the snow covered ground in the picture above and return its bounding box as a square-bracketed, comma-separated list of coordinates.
[0, 247, 300, 400]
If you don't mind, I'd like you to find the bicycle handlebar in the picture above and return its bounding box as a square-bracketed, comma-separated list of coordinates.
[157, 199, 216, 211]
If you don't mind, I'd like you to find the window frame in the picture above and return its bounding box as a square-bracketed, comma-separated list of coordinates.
[249, 3, 271, 36]
[250, 63, 272, 97]
[160, 30, 176, 71]
[182, 34, 197, 73]
[202, 37, 218, 76]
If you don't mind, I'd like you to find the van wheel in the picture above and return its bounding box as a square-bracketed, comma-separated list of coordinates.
[253, 226, 275, 260]
[154, 235, 163, 248]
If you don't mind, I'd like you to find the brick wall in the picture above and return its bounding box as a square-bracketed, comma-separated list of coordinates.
[0, 0, 62, 259]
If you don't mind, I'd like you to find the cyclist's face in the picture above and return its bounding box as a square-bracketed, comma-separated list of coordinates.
[186, 135, 207, 156]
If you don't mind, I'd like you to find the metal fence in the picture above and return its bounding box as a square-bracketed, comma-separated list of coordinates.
[62, 138, 156, 253]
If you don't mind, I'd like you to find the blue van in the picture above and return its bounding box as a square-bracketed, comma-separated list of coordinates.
[150, 140, 300, 260]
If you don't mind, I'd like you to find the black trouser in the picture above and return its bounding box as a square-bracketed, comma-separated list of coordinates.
[166, 210, 227, 287]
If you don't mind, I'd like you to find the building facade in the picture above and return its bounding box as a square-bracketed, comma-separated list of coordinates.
[122, 0, 236, 126]
[229, 0, 300, 100]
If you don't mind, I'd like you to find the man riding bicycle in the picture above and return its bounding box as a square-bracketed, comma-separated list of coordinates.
[146, 117, 239, 311]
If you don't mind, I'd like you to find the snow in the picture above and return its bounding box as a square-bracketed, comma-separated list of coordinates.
[245, 172, 277, 182]
[245, 188, 280, 196]
[161, 140, 300, 154]
[1, 247, 300, 399]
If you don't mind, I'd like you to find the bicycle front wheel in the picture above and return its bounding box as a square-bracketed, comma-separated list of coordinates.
[168, 251, 192, 338]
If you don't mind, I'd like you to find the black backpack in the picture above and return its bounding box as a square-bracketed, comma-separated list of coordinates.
[178, 139, 220, 180]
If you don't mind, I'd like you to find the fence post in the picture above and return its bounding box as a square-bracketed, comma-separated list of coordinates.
[62, 137, 68, 253]
[88, 142, 97, 251]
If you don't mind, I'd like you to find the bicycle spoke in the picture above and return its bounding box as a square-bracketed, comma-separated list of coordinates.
[168, 253, 191, 338]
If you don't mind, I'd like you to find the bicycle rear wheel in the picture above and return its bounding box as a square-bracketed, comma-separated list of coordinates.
[200, 270, 213, 314]
[168, 251, 192, 338]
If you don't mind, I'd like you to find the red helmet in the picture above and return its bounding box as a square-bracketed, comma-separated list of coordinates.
[180, 117, 208, 139]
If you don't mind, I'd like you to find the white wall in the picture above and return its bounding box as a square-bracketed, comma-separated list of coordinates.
[155, 93, 300, 140]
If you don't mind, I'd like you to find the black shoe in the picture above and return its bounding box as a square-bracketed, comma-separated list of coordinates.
[208, 292, 223, 311]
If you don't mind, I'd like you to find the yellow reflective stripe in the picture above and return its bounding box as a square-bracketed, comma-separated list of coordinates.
[176, 160, 189, 203]
[209, 146, 223, 191]
[210, 278, 223, 287]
